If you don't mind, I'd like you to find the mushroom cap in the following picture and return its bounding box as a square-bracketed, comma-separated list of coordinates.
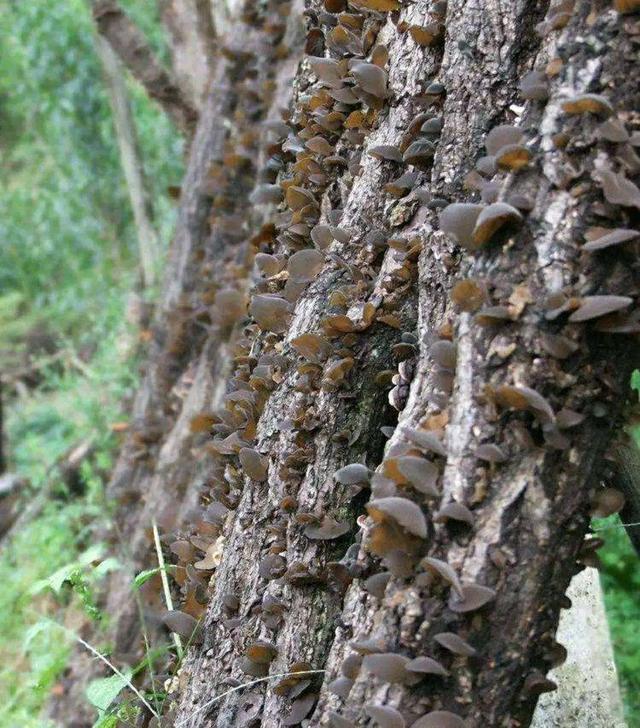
[471, 203, 523, 248]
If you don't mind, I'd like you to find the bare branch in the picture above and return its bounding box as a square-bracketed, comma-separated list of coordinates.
[92, 0, 197, 135]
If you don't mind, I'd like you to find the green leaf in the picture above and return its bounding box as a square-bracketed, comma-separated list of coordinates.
[93, 715, 119, 728]
[133, 567, 161, 589]
[86, 668, 132, 713]
[77, 543, 106, 566]
[30, 563, 78, 595]
[93, 556, 121, 578]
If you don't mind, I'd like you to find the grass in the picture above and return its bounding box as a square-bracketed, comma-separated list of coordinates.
[0, 292, 141, 727]
[598, 518, 640, 724]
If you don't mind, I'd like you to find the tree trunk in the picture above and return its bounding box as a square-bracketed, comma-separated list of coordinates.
[95, 34, 161, 288]
[49, 1, 640, 727]
[159, 0, 218, 110]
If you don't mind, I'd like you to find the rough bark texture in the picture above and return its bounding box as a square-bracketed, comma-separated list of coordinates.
[159, 0, 217, 109]
[49, 1, 640, 727]
[92, 0, 198, 134]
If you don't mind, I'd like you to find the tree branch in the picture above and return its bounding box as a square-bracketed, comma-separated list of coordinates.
[91, 0, 198, 135]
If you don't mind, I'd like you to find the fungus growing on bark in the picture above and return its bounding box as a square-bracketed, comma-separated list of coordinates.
[494, 384, 555, 424]
[288, 249, 325, 280]
[255, 253, 284, 277]
[266, 660, 308, 694]
[306, 135, 335, 156]
[598, 118, 629, 143]
[406, 655, 449, 677]
[540, 332, 579, 359]
[403, 139, 436, 167]
[239, 447, 269, 481]
[448, 583, 496, 612]
[304, 517, 351, 539]
[259, 553, 287, 580]
[245, 640, 278, 664]
[328, 713, 355, 728]
[189, 413, 217, 434]
[523, 671, 558, 696]
[439, 203, 483, 248]
[383, 456, 440, 496]
[350, 0, 400, 8]
[475, 443, 507, 463]
[221, 592, 239, 612]
[434, 502, 474, 526]
[410, 712, 466, 728]
[365, 704, 406, 728]
[476, 155, 497, 176]
[328, 676, 354, 699]
[333, 463, 371, 485]
[367, 497, 428, 538]
[364, 571, 391, 598]
[350, 62, 387, 98]
[214, 289, 247, 326]
[421, 117, 443, 136]
[568, 295, 632, 322]
[420, 556, 463, 596]
[162, 610, 203, 644]
[385, 171, 419, 197]
[311, 224, 334, 250]
[595, 166, 640, 209]
[402, 426, 447, 457]
[562, 94, 613, 117]
[286, 185, 319, 211]
[431, 340, 457, 370]
[555, 408, 585, 429]
[590, 487, 625, 518]
[291, 333, 333, 362]
[369, 145, 404, 163]
[519, 70, 549, 100]
[250, 294, 292, 333]
[170, 540, 195, 562]
[495, 144, 531, 171]
[614, 0, 640, 12]
[583, 228, 639, 251]
[485, 125, 524, 155]
[408, 23, 444, 46]
[283, 693, 318, 725]
[471, 203, 523, 248]
[341, 653, 363, 679]
[309, 57, 343, 88]
[363, 653, 412, 683]
[250, 183, 284, 205]
[239, 657, 269, 677]
[451, 278, 486, 311]
[434, 632, 477, 656]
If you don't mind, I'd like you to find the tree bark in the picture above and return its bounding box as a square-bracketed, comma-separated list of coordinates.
[159, 0, 218, 110]
[172, 3, 640, 727]
[92, 0, 198, 135]
[95, 34, 161, 288]
[49, 1, 640, 727]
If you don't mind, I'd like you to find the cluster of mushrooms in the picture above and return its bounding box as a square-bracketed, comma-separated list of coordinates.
[128, 0, 640, 725]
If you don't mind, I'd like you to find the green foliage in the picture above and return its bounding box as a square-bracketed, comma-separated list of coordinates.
[86, 669, 133, 717]
[598, 517, 640, 723]
[0, 0, 183, 725]
[0, 0, 182, 339]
